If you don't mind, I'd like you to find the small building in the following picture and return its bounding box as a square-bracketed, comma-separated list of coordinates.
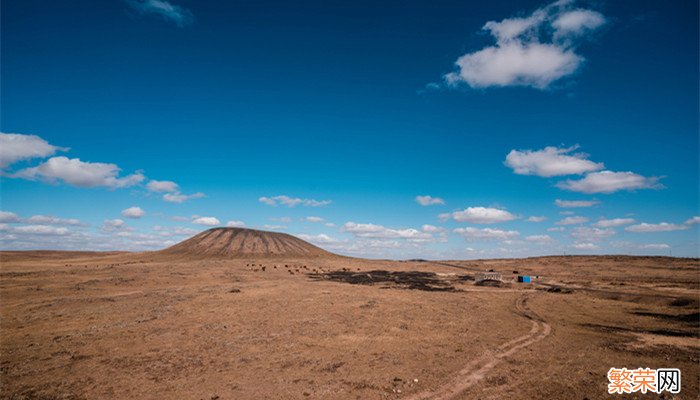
[517, 275, 531, 283]
[476, 272, 503, 283]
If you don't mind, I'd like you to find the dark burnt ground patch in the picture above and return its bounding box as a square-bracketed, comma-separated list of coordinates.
[308, 270, 460, 292]
[631, 311, 700, 326]
[580, 323, 698, 338]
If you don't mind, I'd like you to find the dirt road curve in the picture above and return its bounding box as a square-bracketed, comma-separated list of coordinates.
[406, 293, 551, 400]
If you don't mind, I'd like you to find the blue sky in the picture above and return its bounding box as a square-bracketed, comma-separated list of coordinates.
[1, 0, 698, 258]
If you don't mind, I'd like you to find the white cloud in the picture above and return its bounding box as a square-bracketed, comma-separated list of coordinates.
[451, 207, 517, 224]
[192, 217, 220, 226]
[26, 215, 83, 226]
[556, 171, 663, 194]
[102, 219, 127, 231]
[556, 216, 588, 225]
[261, 224, 286, 231]
[454, 227, 519, 241]
[552, 9, 605, 38]
[570, 226, 615, 242]
[685, 216, 700, 225]
[640, 243, 670, 250]
[13, 156, 145, 189]
[505, 146, 603, 177]
[0, 222, 182, 252]
[153, 225, 199, 237]
[12, 225, 70, 236]
[559, 211, 575, 215]
[572, 242, 599, 250]
[0, 211, 21, 223]
[225, 220, 246, 228]
[446, 42, 581, 89]
[421, 224, 445, 233]
[415, 195, 445, 206]
[146, 180, 179, 192]
[121, 206, 145, 219]
[525, 234, 554, 243]
[259, 195, 331, 207]
[125, 0, 193, 27]
[547, 226, 565, 232]
[342, 222, 434, 243]
[324, 222, 336, 228]
[297, 233, 338, 244]
[304, 216, 324, 223]
[163, 192, 205, 203]
[0, 133, 67, 169]
[527, 216, 547, 222]
[444, 1, 605, 89]
[625, 222, 689, 233]
[555, 199, 600, 208]
[593, 218, 635, 228]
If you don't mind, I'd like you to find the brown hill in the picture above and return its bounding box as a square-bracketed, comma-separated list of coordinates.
[160, 227, 335, 258]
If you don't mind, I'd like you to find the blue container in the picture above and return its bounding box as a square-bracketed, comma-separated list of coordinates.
[517, 275, 531, 283]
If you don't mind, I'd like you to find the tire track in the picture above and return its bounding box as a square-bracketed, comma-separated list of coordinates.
[406, 293, 551, 400]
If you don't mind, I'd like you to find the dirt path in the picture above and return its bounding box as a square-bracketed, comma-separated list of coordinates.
[406, 293, 551, 400]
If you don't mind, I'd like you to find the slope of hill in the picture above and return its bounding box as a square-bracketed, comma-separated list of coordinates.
[160, 227, 335, 258]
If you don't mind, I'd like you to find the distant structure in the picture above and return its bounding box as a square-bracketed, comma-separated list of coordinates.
[517, 275, 532, 283]
[475, 271, 503, 284]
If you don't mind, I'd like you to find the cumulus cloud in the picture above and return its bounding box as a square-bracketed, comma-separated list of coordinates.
[0, 211, 21, 223]
[555, 199, 599, 208]
[342, 222, 435, 243]
[421, 224, 445, 233]
[304, 216, 324, 223]
[1, 222, 185, 252]
[552, 9, 605, 38]
[1, 134, 196, 198]
[415, 195, 445, 206]
[0, 133, 67, 169]
[570, 226, 615, 242]
[593, 218, 635, 228]
[685, 216, 700, 225]
[259, 195, 331, 207]
[121, 206, 145, 219]
[192, 217, 220, 226]
[443, 0, 605, 89]
[640, 243, 670, 250]
[12, 225, 70, 236]
[125, 0, 193, 27]
[152, 225, 199, 237]
[505, 146, 603, 177]
[163, 192, 205, 203]
[13, 156, 145, 189]
[261, 224, 287, 231]
[547, 226, 565, 232]
[525, 234, 554, 243]
[225, 220, 246, 228]
[555, 216, 589, 225]
[102, 219, 127, 232]
[297, 233, 338, 244]
[625, 222, 689, 233]
[453, 227, 519, 241]
[572, 242, 599, 250]
[556, 171, 663, 194]
[26, 215, 83, 226]
[527, 216, 547, 222]
[146, 180, 179, 193]
[450, 207, 517, 224]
